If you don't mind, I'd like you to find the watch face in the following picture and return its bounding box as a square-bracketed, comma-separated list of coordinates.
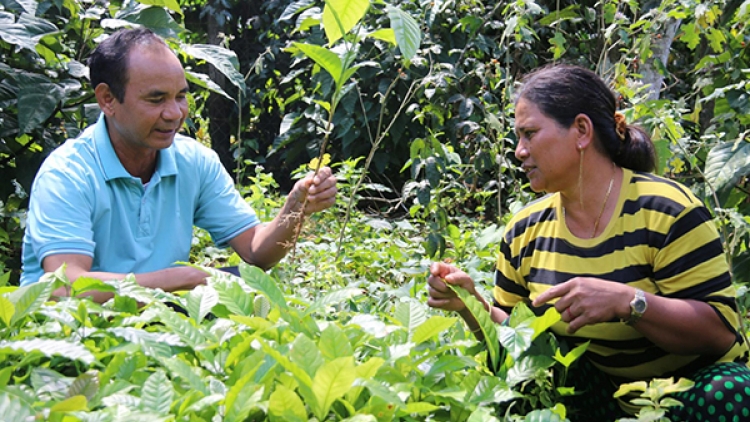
[633, 299, 647, 314]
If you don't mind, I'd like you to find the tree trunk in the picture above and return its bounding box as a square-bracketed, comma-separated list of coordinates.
[640, 18, 682, 101]
[206, 1, 236, 176]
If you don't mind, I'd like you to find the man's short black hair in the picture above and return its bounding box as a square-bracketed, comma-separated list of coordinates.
[88, 28, 168, 102]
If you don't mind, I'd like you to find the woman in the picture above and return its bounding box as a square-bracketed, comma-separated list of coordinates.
[427, 64, 750, 421]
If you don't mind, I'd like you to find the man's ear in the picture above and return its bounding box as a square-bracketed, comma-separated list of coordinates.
[572, 113, 594, 149]
[95, 83, 117, 116]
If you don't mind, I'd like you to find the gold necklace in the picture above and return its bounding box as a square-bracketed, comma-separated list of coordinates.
[591, 165, 616, 238]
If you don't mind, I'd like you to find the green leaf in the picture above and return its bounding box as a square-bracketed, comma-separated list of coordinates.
[368, 28, 396, 45]
[212, 278, 254, 316]
[156, 305, 206, 350]
[614, 380, 648, 398]
[0, 391, 34, 421]
[180, 44, 246, 94]
[322, 0, 370, 45]
[116, 5, 184, 39]
[291, 42, 343, 84]
[239, 265, 289, 311]
[311, 356, 356, 420]
[16, 73, 65, 134]
[303, 287, 362, 317]
[538, 5, 581, 25]
[8, 280, 53, 326]
[549, 31, 567, 59]
[528, 306, 561, 339]
[68, 371, 99, 402]
[137, 0, 183, 16]
[70, 277, 117, 296]
[387, 5, 422, 60]
[159, 358, 209, 396]
[467, 375, 519, 405]
[185, 70, 234, 102]
[0, 13, 58, 51]
[498, 324, 534, 361]
[50, 395, 87, 412]
[0, 296, 14, 327]
[448, 285, 501, 369]
[224, 374, 263, 422]
[268, 385, 308, 422]
[0, 339, 94, 365]
[704, 140, 750, 193]
[318, 324, 353, 360]
[260, 340, 313, 388]
[411, 315, 457, 344]
[290, 334, 325, 377]
[394, 300, 427, 333]
[141, 370, 173, 415]
[553, 341, 590, 368]
[185, 285, 218, 323]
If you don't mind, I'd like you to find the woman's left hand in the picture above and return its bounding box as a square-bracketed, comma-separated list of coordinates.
[532, 277, 633, 333]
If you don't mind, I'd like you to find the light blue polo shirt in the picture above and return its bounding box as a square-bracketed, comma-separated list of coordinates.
[20, 114, 260, 286]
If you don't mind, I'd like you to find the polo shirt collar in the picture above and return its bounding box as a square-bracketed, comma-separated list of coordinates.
[93, 113, 179, 181]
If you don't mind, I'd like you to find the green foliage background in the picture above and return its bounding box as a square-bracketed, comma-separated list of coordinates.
[0, 0, 749, 419]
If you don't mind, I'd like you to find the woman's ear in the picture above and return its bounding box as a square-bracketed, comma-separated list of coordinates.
[572, 113, 594, 149]
[95, 83, 116, 116]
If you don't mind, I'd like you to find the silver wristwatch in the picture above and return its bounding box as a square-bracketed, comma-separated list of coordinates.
[622, 288, 647, 326]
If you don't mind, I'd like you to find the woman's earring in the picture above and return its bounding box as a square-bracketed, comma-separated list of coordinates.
[578, 147, 584, 209]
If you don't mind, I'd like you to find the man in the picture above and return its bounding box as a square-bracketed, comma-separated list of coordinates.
[20, 28, 337, 302]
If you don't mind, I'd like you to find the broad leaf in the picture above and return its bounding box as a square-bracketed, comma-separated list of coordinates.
[553, 341, 589, 368]
[268, 385, 307, 422]
[185, 284, 218, 324]
[137, 0, 183, 16]
[185, 70, 234, 101]
[68, 371, 99, 402]
[212, 279, 253, 316]
[311, 357, 356, 420]
[498, 324, 534, 361]
[704, 140, 750, 193]
[16, 73, 65, 134]
[387, 5, 421, 60]
[322, 0, 370, 45]
[180, 44, 246, 94]
[290, 334, 325, 377]
[318, 323, 353, 360]
[291, 42, 343, 84]
[280, 0, 317, 21]
[159, 358, 209, 396]
[141, 370, 173, 415]
[448, 285, 501, 369]
[8, 280, 53, 326]
[116, 5, 183, 40]
[528, 306, 561, 340]
[0, 296, 14, 327]
[0, 13, 58, 52]
[0, 392, 34, 421]
[411, 315, 457, 344]
[239, 264, 288, 311]
[0, 339, 94, 364]
[50, 395, 87, 412]
[393, 300, 427, 333]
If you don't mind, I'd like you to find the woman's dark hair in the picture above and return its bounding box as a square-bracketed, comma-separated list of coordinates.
[516, 64, 656, 172]
[88, 28, 167, 103]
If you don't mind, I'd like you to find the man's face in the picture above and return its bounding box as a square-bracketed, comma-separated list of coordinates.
[104, 44, 189, 153]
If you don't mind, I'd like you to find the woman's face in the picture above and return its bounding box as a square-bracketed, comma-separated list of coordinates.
[513, 97, 579, 193]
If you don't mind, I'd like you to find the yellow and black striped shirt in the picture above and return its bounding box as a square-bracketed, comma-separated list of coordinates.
[494, 168, 748, 381]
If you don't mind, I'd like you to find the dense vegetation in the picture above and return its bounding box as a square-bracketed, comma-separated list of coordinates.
[0, 0, 749, 420]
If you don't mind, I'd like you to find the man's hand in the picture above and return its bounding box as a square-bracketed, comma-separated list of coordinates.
[290, 166, 337, 216]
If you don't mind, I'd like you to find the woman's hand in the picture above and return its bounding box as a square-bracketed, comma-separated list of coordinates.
[532, 277, 632, 333]
[426, 262, 479, 312]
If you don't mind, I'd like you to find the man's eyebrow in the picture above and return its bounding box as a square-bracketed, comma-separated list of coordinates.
[143, 87, 189, 97]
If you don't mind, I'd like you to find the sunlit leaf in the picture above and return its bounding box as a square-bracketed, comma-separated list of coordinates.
[185, 285, 218, 324]
[368, 28, 396, 44]
[180, 44, 246, 94]
[268, 385, 307, 422]
[0, 296, 14, 327]
[704, 140, 750, 193]
[141, 370, 173, 415]
[239, 264, 289, 311]
[0, 339, 94, 364]
[291, 42, 343, 83]
[137, 0, 182, 16]
[411, 315, 457, 344]
[553, 341, 589, 368]
[50, 395, 87, 412]
[0, 391, 34, 421]
[311, 357, 356, 420]
[322, 0, 370, 45]
[387, 5, 421, 60]
[528, 306, 561, 339]
[8, 280, 53, 326]
[448, 285, 501, 369]
[318, 324, 353, 360]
